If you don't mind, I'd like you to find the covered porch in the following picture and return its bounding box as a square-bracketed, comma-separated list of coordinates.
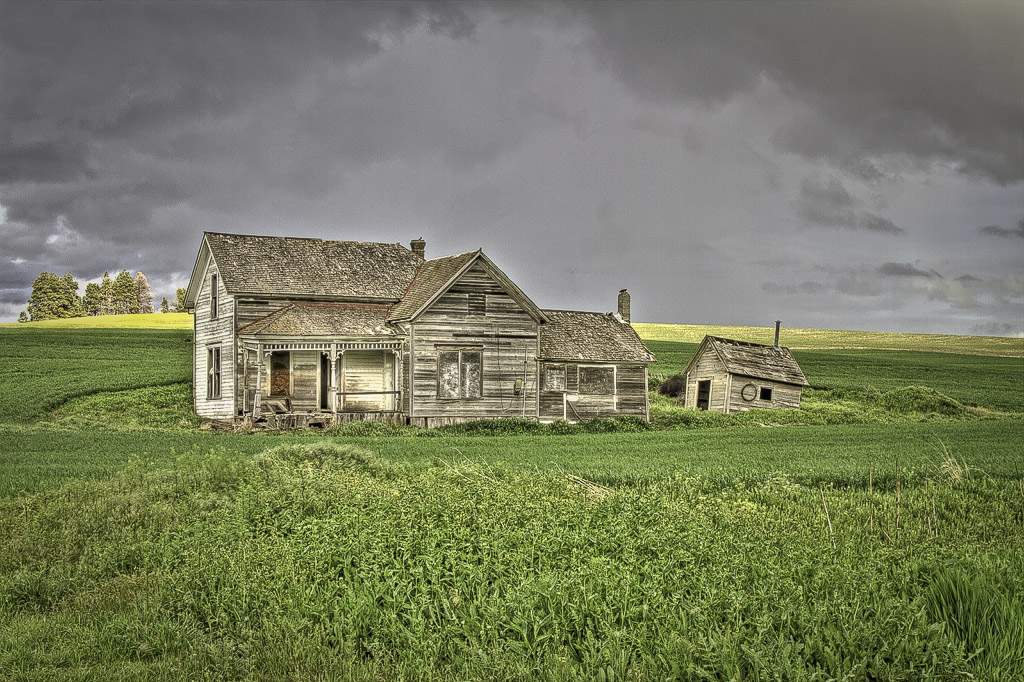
[240, 339, 404, 421]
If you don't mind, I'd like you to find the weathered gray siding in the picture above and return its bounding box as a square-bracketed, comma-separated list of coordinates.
[727, 376, 802, 412]
[194, 261, 236, 419]
[684, 346, 730, 412]
[539, 362, 649, 421]
[235, 299, 290, 330]
[410, 263, 539, 418]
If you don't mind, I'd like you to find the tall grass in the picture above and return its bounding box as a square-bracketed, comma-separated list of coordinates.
[1, 442, 1021, 679]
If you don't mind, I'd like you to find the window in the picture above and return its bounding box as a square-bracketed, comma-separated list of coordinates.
[759, 387, 773, 401]
[469, 292, 486, 316]
[543, 364, 566, 391]
[210, 273, 219, 319]
[207, 346, 221, 399]
[438, 349, 482, 399]
[579, 366, 615, 395]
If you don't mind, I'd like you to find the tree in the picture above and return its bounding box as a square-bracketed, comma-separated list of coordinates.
[82, 282, 103, 315]
[27, 271, 80, 320]
[98, 271, 114, 315]
[173, 287, 188, 313]
[18, 311, 28, 323]
[135, 271, 155, 314]
[110, 269, 139, 314]
[60, 273, 84, 317]
[160, 297, 170, 313]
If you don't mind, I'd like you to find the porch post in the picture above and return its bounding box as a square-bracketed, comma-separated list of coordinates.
[329, 344, 339, 414]
[253, 343, 264, 419]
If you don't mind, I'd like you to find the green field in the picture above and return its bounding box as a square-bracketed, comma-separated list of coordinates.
[1, 317, 1022, 680]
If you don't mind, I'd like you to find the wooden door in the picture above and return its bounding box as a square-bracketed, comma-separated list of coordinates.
[343, 351, 387, 412]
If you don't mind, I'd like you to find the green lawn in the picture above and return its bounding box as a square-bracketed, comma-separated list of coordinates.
[1, 320, 1022, 680]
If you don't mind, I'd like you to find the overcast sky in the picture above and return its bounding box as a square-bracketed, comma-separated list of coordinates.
[2, 1, 1022, 335]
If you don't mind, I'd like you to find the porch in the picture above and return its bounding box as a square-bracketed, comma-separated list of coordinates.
[240, 339, 404, 420]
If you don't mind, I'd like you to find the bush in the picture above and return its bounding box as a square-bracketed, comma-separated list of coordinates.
[657, 373, 686, 398]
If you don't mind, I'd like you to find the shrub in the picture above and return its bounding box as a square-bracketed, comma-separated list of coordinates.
[657, 373, 686, 398]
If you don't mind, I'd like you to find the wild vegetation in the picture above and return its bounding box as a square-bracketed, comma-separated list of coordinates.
[0, 316, 1021, 679]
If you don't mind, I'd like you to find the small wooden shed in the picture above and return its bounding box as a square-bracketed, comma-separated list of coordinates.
[682, 335, 809, 413]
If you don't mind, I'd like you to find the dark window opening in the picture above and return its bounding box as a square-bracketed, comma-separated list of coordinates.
[438, 349, 482, 399]
[579, 366, 615, 395]
[207, 347, 221, 399]
[760, 387, 773, 401]
[696, 380, 711, 410]
[210, 273, 219, 319]
[270, 352, 290, 396]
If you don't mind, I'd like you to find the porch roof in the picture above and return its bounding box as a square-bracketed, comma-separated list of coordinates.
[237, 302, 402, 337]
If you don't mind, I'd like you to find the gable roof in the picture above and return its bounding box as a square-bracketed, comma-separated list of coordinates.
[389, 250, 547, 323]
[539, 310, 656, 363]
[685, 335, 809, 386]
[237, 302, 398, 337]
[388, 250, 478, 321]
[200, 232, 422, 301]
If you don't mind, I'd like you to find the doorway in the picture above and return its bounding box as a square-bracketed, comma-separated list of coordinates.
[696, 380, 711, 410]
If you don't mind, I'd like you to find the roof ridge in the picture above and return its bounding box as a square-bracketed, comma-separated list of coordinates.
[206, 231, 409, 249]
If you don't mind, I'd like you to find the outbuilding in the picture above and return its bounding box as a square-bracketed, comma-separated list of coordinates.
[682, 335, 809, 413]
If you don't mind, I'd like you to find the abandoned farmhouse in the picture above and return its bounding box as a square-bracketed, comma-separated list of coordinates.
[185, 233, 655, 427]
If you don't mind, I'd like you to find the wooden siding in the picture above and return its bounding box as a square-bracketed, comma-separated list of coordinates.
[540, 362, 648, 421]
[194, 260, 236, 419]
[235, 299, 291, 330]
[684, 345, 730, 412]
[289, 351, 319, 412]
[727, 376, 802, 412]
[342, 350, 395, 412]
[410, 263, 539, 418]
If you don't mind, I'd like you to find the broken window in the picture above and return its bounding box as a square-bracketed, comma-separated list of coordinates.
[544, 364, 566, 391]
[207, 346, 221, 399]
[438, 349, 482, 399]
[579, 366, 615, 395]
[759, 387, 773, 401]
[270, 352, 290, 396]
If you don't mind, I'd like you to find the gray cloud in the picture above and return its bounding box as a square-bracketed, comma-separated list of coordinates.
[793, 177, 904, 234]
[979, 219, 1024, 239]
[579, 1, 1024, 184]
[876, 263, 943, 279]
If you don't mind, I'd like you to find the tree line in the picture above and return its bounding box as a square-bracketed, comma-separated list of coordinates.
[18, 270, 189, 322]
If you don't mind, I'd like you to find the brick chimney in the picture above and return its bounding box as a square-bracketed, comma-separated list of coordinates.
[617, 289, 631, 323]
[410, 238, 426, 260]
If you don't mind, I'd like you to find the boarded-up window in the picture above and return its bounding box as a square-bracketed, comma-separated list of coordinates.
[206, 346, 221, 399]
[544, 365, 566, 391]
[270, 352, 290, 396]
[579, 366, 615, 395]
[438, 349, 482, 399]
[210, 273, 218, 319]
[469, 292, 486, 316]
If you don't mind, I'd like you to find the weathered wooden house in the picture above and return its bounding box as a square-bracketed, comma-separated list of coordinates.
[681, 335, 808, 413]
[184, 232, 655, 427]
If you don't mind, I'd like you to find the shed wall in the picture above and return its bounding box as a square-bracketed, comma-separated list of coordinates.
[684, 346, 730, 412]
[727, 377, 802, 412]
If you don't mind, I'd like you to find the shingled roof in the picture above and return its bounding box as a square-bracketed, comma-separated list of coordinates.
[539, 310, 656, 363]
[700, 336, 809, 386]
[204, 232, 422, 300]
[388, 250, 479, 321]
[237, 303, 398, 337]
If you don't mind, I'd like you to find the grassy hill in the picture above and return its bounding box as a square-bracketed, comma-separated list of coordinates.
[0, 312, 192, 330]
[1, 316, 1022, 679]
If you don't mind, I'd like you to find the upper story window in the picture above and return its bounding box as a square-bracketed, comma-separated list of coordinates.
[210, 273, 218, 319]
[438, 348, 482, 399]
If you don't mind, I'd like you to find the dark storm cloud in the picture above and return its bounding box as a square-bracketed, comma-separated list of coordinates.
[578, 1, 1024, 183]
[793, 177, 904, 234]
[979, 219, 1024, 239]
[876, 263, 943, 279]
